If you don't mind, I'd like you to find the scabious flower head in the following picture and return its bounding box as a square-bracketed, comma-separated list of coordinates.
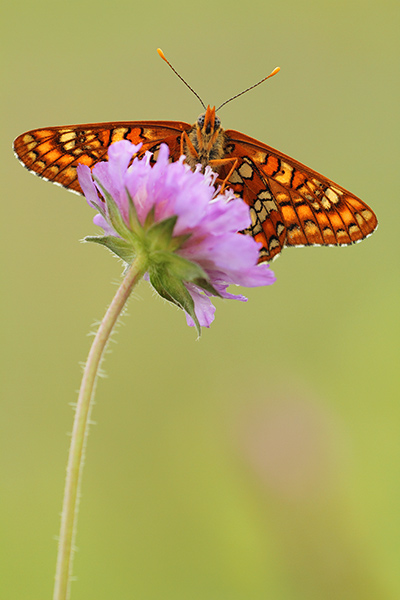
[77, 140, 275, 333]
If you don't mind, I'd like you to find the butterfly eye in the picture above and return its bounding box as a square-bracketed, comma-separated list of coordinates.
[197, 113, 221, 129]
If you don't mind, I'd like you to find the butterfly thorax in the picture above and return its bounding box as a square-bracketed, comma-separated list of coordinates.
[184, 105, 226, 171]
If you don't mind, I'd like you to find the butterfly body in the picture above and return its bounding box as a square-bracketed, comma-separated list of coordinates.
[183, 106, 226, 169]
[13, 109, 377, 262]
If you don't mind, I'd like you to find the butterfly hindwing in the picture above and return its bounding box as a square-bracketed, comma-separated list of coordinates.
[13, 121, 191, 194]
[217, 153, 286, 261]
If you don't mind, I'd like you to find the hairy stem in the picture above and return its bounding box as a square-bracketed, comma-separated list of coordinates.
[53, 253, 148, 600]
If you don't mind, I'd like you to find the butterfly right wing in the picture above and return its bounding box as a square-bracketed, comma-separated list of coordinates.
[223, 129, 378, 261]
[13, 121, 191, 195]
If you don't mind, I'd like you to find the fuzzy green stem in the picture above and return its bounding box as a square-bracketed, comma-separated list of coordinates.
[53, 253, 148, 600]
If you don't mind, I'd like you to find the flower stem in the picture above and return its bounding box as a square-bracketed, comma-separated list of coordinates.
[53, 253, 148, 600]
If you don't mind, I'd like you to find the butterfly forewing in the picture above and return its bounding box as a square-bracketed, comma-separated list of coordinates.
[13, 121, 191, 194]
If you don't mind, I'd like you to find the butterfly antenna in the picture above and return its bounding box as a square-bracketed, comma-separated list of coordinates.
[157, 48, 207, 111]
[216, 67, 280, 112]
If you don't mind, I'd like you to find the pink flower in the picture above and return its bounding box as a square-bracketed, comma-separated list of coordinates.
[77, 140, 275, 332]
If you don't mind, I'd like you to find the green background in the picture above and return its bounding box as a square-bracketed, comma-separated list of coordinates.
[1, 1, 399, 598]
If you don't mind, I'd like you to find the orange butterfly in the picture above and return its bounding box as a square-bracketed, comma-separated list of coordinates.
[13, 49, 377, 262]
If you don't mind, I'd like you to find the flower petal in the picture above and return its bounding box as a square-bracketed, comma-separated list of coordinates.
[185, 284, 216, 328]
[77, 164, 102, 209]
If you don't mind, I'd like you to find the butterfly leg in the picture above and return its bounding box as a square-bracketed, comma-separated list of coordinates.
[181, 131, 198, 158]
[209, 157, 239, 193]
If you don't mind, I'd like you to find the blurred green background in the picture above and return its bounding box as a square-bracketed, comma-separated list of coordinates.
[1, 1, 399, 598]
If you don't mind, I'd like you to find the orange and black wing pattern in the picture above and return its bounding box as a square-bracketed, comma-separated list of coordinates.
[223, 129, 378, 261]
[13, 121, 191, 195]
[14, 120, 378, 263]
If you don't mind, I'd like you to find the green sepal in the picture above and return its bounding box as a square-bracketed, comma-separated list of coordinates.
[192, 277, 221, 298]
[146, 216, 192, 253]
[90, 199, 107, 220]
[93, 177, 135, 242]
[149, 267, 201, 335]
[144, 205, 156, 230]
[146, 216, 178, 252]
[149, 251, 209, 284]
[126, 189, 143, 238]
[84, 235, 137, 264]
[168, 233, 192, 252]
[147, 253, 219, 336]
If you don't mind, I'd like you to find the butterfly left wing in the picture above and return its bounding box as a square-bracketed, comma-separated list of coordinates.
[222, 129, 378, 261]
[13, 121, 191, 195]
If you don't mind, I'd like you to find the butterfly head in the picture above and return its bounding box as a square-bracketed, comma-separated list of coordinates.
[196, 105, 221, 135]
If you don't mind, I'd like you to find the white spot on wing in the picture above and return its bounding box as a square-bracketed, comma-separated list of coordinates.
[325, 188, 340, 204]
[238, 162, 253, 179]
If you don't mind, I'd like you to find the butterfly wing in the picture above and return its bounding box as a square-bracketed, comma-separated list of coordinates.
[14, 120, 378, 262]
[13, 121, 191, 194]
[223, 129, 378, 261]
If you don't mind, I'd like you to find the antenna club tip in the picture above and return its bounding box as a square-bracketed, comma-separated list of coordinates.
[272, 67, 280, 76]
[157, 48, 166, 61]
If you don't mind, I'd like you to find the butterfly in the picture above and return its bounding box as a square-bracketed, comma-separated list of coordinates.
[13, 51, 377, 262]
